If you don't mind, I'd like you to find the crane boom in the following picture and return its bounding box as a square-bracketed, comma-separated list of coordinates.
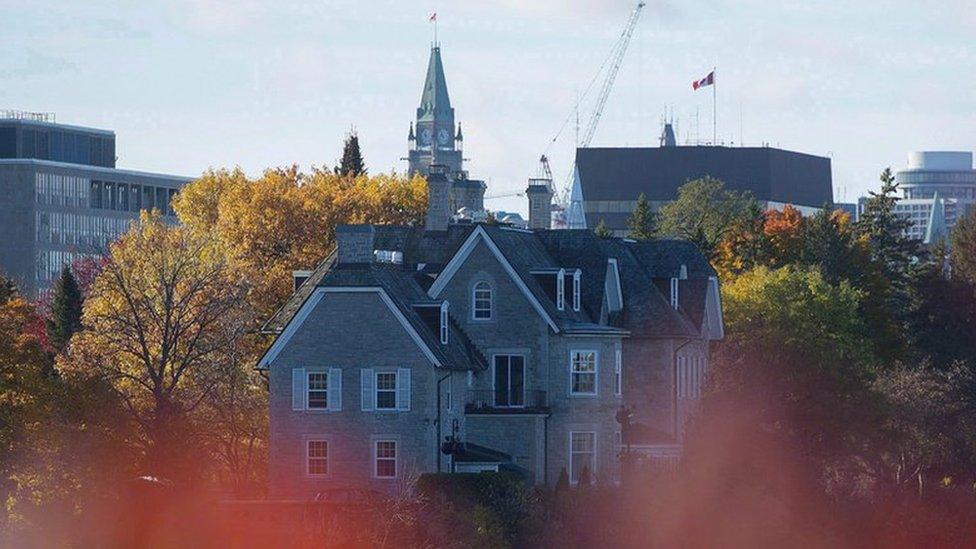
[581, 1, 645, 148]
[560, 1, 646, 227]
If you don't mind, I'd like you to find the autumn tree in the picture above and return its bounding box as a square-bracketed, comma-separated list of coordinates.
[709, 266, 880, 482]
[626, 193, 655, 240]
[64, 212, 252, 479]
[656, 177, 758, 260]
[173, 167, 427, 319]
[593, 219, 612, 238]
[45, 266, 83, 353]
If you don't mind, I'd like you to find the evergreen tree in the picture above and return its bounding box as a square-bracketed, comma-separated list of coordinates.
[952, 205, 976, 284]
[856, 168, 925, 359]
[0, 273, 17, 304]
[857, 168, 920, 284]
[336, 129, 367, 177]
[594, 219, 612, 238]
[45, 266, 83, 352]
[626, 193, 655, 240]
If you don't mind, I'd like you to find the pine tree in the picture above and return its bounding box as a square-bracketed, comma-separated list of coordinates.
[857, 168, 920, 279]
[594, 219, 612, 238]
[336, 129, 367, 177]
[627, 193, 655, 240]
[856, 168, 923, 358]
[46, 266, 83, 353]
[0, 273, 16, 304]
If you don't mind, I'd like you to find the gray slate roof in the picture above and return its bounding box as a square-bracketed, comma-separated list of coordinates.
[319, 264, 487, 372]
[264, 223, 717, 366]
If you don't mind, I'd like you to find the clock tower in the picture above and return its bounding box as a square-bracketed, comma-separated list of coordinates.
[407, 45, 463, 178]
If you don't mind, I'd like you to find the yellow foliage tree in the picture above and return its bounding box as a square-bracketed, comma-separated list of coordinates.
[63, 212, 255, 479]
[173, 167, 427, 318]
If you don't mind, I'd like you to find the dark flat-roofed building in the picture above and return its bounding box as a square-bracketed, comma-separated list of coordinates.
[0, 112, 191, 296]
[576, 142, 833, 235]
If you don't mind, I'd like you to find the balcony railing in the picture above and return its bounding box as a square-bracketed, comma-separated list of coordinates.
[464, 389, 548, 413]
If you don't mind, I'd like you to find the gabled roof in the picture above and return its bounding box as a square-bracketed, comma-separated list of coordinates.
[259, 264, 486, 371]
[262, 250, 337, 334]
[260, 224, 719, 363]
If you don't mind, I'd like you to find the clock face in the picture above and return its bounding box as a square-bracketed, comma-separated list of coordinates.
[420, 128, 432, 145]
[437, 128, 450, 146]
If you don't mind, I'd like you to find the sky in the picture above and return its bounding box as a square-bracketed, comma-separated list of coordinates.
[2, 0, 974, 214]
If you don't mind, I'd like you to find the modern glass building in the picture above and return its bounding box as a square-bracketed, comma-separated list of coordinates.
[893, 151, 975, 244]
[0, 112, 191, 297]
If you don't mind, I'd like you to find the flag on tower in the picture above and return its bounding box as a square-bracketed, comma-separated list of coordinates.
[429, 12, 437, 22]
[692, 71, 715, 90]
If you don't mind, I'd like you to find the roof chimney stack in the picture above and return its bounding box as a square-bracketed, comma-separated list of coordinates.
[526, 178, 553, 230]
[426, 164, 452, 232]
[336, 225, 375, 264]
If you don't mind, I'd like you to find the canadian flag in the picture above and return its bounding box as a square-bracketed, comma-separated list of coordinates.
[429, 12, 437, 22]
[692, 71, 714, 91]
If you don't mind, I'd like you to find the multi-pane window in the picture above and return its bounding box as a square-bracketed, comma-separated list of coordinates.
[376, 372, 397, 410]
[473, 282, 492, 320]
[307, 440, 329, 476]
[570, 351, 597, 395]
[375, 440, 397, 478]
[570, 432, 596, 484]
[307, 372, 329, 409]
[494, 355, 525, 407]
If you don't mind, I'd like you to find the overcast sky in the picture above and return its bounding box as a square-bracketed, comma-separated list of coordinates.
[3, 0, 974, 213]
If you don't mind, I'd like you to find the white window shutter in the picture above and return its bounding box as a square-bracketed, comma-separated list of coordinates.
[328, 368, 342, 411]
[292, 368, 306, 411]
[397, 368, 411, 411]
[361, 368, 375, 411]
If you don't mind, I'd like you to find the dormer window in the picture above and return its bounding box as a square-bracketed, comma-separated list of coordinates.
[670, 277, 679, 309]
[440, 301, 449, 344]
[473, 281, 492, 320]
[572, 270, 581, 312]
[557, 268, 566, 311]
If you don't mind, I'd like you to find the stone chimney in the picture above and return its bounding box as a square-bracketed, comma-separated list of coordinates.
[526, 178, 554, 230]
[336, 224, 375, 264]
[426, 164, 451, 232]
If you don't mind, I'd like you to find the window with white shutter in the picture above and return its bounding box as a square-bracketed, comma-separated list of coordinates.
[292, 368, 306, 411]
[361, 368, 375, 411]
[328, 368, 342, 411]
[397, 368, 411, 411]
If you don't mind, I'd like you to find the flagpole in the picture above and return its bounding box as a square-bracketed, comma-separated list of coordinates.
[712, 66, 717, 146]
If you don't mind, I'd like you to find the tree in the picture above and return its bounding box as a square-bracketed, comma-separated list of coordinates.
[904, 243, 976, 369]
[710, 266, 880, 482]
[626, 193, 655, 240]
[45, 267, 83, 353]
[63, 212, 251, 479]
[951, 205, 976, 284]
[336, 129, 367, 177]
[173, 167, 427, 319]
[656, 177, 758, 260]
[857, 169, 921, 303]
[593, 219, 612, 238]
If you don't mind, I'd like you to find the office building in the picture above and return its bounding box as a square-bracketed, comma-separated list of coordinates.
[0, 111, 191, 296]
[574, 124, 833, 235]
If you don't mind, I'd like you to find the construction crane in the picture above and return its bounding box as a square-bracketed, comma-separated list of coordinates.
[556, 1, 646, 228]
